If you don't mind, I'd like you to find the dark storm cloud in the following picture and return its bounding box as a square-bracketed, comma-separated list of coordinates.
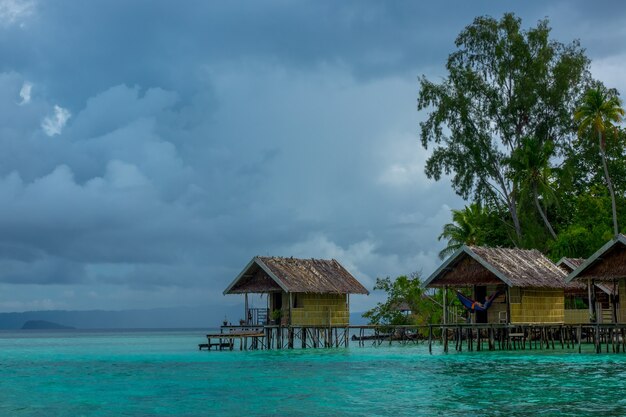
[4, 0, 614, 107]
[0, 0, 624, 312]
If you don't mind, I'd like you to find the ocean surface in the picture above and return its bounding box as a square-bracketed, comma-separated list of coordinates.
[1, 329, 625, 416]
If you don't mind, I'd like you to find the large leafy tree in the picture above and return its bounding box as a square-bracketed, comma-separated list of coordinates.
[574, 87, 625, 236]
[418, 13, 590, 244]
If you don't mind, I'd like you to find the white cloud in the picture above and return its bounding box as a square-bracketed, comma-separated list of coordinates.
[17, 81, 31, 105]
[376, 131, 431, 188]
[41, 105, 71, 136]
[0, 0, 35, 27]
[591, 53, 626, 97]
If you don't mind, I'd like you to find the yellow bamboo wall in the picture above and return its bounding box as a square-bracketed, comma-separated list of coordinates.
[509, 288, 564, 324]
[289, 293, 349, 326]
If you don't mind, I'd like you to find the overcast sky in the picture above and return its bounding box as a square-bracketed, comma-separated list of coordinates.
[0, 0, 624, 314]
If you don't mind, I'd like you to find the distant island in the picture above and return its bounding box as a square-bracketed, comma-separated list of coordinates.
[21, 320, 75, 330]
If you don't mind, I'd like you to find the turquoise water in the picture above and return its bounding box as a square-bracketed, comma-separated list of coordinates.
[1, 330, 626, 416]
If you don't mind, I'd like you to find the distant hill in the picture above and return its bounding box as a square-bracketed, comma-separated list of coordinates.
[0, 305, 242, 330]
[0, 307, 369, 330]
[21, 320, 75, 330]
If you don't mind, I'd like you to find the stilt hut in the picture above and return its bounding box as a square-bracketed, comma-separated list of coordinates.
[557, 257, 615, 323]
[566, 235, 626, 323]
[423, 246, 575, 324]
[223, 256, 369, 326]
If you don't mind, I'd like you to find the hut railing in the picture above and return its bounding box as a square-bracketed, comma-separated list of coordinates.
[247, 308, 270, 325]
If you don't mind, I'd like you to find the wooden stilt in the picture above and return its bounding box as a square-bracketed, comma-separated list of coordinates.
[428, 325, 433, 354]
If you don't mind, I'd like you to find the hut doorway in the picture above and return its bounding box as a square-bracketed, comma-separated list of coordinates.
[271, 292, 283, 312]
[475, 286, 488, 324]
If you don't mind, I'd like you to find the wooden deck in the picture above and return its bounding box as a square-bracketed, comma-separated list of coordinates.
[199, 329, 266, 351]
[199, 323, 626, 353]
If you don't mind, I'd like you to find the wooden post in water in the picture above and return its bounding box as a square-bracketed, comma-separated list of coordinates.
[244, 293, 249, 325]
[505, 287, 511, 326]
[587, 279, 594, 318]
[443, 286, 448, 325]
[428, 325, 433, 354]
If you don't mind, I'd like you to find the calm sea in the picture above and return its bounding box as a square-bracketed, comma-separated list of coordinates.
[0, 329, 625, 416]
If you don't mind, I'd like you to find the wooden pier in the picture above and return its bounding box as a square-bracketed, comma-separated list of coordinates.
[200, 323, 626, 354]
[435, 323, 626, 354]
[199, 326, 267, 351]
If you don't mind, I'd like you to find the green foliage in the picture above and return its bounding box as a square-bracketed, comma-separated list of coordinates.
[422, 13, 626, 261]
[438, 203, 510, 258]
[575, 87, 624, 142]
[574, 86, 625, 236]
[506, 137, 558, 241]
[270, 309, 282, 321]
[363, 273, 453, 326]
[548, 186, 620, 259]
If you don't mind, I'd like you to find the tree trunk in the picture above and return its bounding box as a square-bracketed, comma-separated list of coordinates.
[533, 183, 557, 239]
[508, 194, 522, 245]
[599, 131, 619, 236]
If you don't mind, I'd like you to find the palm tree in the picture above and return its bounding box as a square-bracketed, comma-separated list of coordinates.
[438, 204, 482, 259]
[508, 137, 557, 239]
[575, 87, 625, 236]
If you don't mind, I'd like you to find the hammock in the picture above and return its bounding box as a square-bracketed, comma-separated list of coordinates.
[456, 290, 501, 313]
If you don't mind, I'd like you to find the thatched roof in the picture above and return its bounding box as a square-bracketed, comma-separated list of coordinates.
[557, 257, 585, 272]
[567, 234, 626, 282]
[556, 258, 617, 294]
[423, 246, 575, 289]
[596, 283, 617, 296]
[223, 256, 369, 295]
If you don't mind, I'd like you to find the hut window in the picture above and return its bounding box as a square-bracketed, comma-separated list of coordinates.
[293, 294, 303, 308]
